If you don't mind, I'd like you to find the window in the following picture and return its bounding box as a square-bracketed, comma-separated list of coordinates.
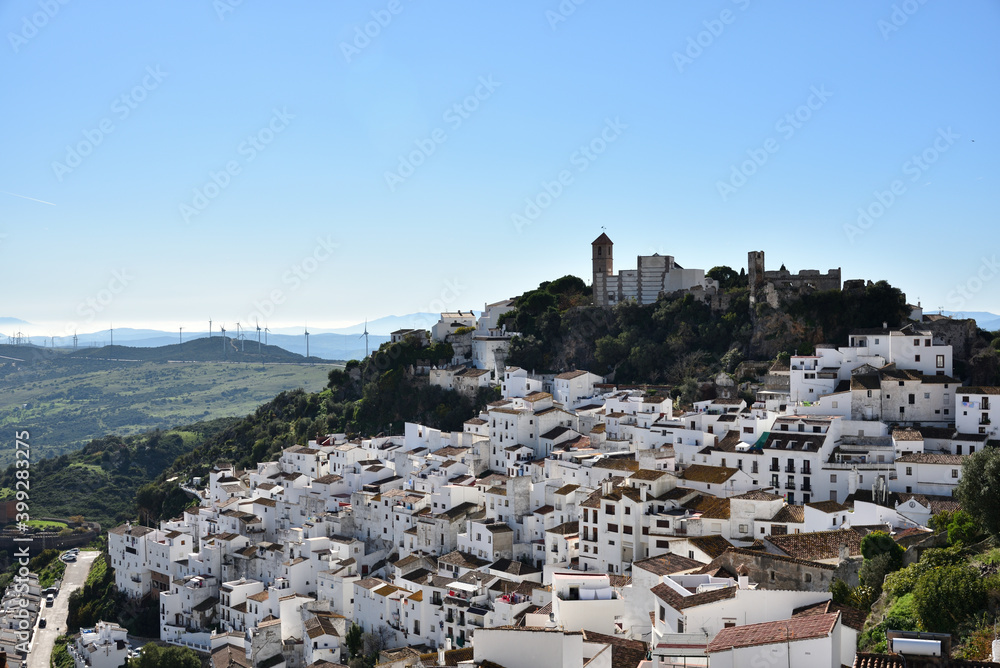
[605, 505, 614, 515]
[688, 550, 695, 559]
[607, 524, 618, 532]
[952, 469, 959, 479]
[937, 355, 945, 369]
[739, 524, 748, 533]
[908, 394, 915, 405]
[659, 605, 665, 622]
[805, 573, 812, 583]
[905, 467, 912, 476]
[624, 507, 631, 515]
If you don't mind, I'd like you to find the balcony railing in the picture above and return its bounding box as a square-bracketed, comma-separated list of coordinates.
[801, 484, 812, 492]
[981, 416, 992, 426]
[784, 465, 796, 473]
[801, 466, 812, 474]
[769, 465, 779, 472]
[784, 482, 796, 490]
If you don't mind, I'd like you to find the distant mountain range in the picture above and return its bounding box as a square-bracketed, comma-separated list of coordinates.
[0, 312, 484, 361]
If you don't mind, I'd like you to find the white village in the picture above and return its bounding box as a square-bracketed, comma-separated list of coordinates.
[76, 238, 999, 668]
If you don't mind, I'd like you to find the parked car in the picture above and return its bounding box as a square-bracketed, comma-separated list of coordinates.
[63, 553, 76, 562]
[39, 618, 46, 628]
[45, 594, 54, 607]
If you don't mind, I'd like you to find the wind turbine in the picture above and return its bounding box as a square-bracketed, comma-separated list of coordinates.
[264, 323, 270, 345]
[209, 318, 212, 339]
[359, 318, 370, 358]
[236, 322, 244, 353]
[73, 331, 78, 349]
[220, 324, 227, 356]
[256, 318, 262, 353]
[304, 324, 310, 359]
[179, 327, 183, 345]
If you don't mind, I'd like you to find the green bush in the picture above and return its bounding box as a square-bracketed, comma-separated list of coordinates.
[913, 564, 987, 634]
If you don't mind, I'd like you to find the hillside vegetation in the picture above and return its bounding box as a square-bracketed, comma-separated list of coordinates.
[0, 348, 337, 465]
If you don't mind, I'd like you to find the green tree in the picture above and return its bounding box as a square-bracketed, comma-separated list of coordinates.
[861, 531, 904, 571]
[912, 564, 987, 634]
[344, 622, 363, 660]
[131, 644, 201, 668]
[956, 446, 1000, 538]
[829, 578, 853, 605]
[947, 509, 981, 546]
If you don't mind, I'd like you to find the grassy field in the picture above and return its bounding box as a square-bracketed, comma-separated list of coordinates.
[25, 519, 67, 529]
[0, 358, 339, 466]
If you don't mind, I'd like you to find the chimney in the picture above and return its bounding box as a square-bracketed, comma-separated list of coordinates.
[848, 467, 859, 495]
[438, 645, 446, 665]
[883, 321, 887, 330]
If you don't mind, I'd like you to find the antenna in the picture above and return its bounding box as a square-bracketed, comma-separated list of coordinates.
[73, 331, 78, 349]
[256, 317, 261, 354]
[359, 318, 370, 357]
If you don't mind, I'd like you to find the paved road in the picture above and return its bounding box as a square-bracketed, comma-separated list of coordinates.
[27, 551, 98, 668]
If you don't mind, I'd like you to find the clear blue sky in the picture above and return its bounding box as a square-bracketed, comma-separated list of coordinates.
[2, 1, 998, 336]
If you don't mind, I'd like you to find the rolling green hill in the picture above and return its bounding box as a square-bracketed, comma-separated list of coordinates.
[0, 342, 340, 466]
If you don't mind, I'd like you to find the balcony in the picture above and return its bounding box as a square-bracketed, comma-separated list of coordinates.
[981, 416, 992, 426]
[801, 466, 812, 475]
[800, 483, 812, 492]
[769, 465, 779, 472]
[784, 465, 796, 473]
[784, 482, 796, 490]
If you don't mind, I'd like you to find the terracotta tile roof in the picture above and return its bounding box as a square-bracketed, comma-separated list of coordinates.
[805, 500, 849, 514]
[770, 504, 805, 524]
[580, 630, 647, 668]
[679, 464, 739, 484]
[555, 370, 588, 380]
[766, 529, 862, 561]
[850, 653, 1000, 667]
[632, 553, 702, 576]
[705, 612, 839, 653]
[891, 428, 923, 441]
[682, 494, 730, 520]
[688, 535, 734, 559]
[630, 468, 670, 481]
[732, 490, 783, 501]
[896, 452, 964, 465]
[651, 581, 737, 610]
